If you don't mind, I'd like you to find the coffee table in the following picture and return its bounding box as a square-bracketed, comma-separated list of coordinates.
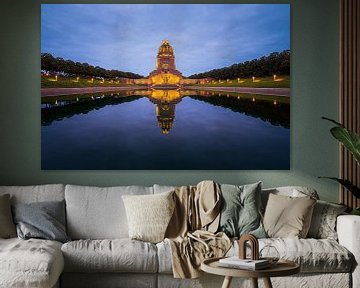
[201, 257, 300, 288]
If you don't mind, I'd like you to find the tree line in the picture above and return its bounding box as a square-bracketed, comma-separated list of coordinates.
[41, 53, 143, 79]
[188, 50, 290, 80]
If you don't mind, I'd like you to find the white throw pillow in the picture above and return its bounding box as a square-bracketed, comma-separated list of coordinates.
[122, 191, 175, 243]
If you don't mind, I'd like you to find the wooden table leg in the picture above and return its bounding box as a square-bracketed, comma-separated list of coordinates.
[263, 277, 273, 288]
[251, 278, 258, 288]
[221, 276, 233, 288]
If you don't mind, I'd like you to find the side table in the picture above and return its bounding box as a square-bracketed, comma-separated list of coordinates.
[201, 257, 300, 288]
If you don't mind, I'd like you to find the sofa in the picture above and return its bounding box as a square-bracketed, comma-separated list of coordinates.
[0, 183, 359, 288]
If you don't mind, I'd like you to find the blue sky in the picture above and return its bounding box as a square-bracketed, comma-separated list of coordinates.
[41, 4, 290, 77]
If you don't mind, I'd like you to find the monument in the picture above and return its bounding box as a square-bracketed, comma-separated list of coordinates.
[148, 40, 183, 87]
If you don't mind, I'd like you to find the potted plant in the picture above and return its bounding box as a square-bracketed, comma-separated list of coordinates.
[320, 117, 360, 215]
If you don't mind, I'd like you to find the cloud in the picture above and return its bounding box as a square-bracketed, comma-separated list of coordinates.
[41, 4, 290, 76]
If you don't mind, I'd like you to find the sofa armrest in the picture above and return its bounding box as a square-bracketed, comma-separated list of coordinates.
[337, 215, 360, 288]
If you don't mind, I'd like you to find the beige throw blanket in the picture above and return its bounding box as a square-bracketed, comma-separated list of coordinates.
[165, 181, 231, 279]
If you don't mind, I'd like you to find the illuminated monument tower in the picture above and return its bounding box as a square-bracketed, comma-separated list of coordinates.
[149, 89, 182, 135]
[148, 40, 183, 87]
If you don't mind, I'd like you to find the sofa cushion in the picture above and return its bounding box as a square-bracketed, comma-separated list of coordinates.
[122, 191, 175, 243]
[61, 239, 158, 273]
[233, 238, 353, 273]
[0, 238, 63, 288]
[153, 184, 176, 194]
[12, 200, 70, 243]
[0, 184, 65, 204]
[0, 194, 16, 238]
[307, 200, 347, 240]
[263, 194, 316, 238]
[218, 182, 266, 238]
[157, 238, 353, 274]
[65, 185, 153, 239]
[261, 186, 319, 213]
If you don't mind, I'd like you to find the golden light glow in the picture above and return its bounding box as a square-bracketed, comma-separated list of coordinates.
[150, 73, 181, 86]
[150, 89, 181, 101]
[273, 74, 277, 80]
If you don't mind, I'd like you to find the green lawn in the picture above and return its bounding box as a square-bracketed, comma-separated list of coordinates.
[41, 75, 136, 88]
[42, 75, 290, 89]
[192, 75, 290, 88]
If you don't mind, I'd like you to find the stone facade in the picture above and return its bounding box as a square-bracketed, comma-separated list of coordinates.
[132, 40, 212, 87]
[148, 40, 183, 87]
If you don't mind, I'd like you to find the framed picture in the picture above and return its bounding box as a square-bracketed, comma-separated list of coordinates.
[41, 4, 290, 170]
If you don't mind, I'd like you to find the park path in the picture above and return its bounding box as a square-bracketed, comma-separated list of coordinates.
[41, 86, 290, 97]
[185, 86, 290, 97]
[41, 86, 145, 97]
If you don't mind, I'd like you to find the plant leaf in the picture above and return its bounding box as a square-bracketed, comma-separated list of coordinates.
[330, 126, 360, 165]
[318, 177, 360, 198]
[322, 116, 344, 127]
[322, 117, 360, 165]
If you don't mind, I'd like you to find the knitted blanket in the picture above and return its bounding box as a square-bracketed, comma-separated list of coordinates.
[165, 180, 231, 278]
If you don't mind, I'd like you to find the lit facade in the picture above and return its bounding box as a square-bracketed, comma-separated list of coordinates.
[148, 40, 183, 87]
[132, 40, 211, 86]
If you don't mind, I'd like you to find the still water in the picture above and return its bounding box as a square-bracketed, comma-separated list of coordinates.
[41, 89, 290, 170]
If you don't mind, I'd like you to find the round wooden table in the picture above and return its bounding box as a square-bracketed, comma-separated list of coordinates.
[201, 257, 300, 288]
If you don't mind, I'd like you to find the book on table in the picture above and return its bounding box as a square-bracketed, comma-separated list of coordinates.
[218, 257, 271, 270]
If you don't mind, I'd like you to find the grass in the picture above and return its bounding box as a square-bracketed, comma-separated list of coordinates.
[41, 75, 138, 88]
[42, 75, 290, 89]
[192, 75, 290, 88]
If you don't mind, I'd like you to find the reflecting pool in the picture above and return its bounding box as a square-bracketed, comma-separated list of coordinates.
[41, 89, 290, 170]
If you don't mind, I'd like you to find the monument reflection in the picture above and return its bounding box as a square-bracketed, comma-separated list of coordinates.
[148, 89, 182, 135]
[41, 89, 290, 131]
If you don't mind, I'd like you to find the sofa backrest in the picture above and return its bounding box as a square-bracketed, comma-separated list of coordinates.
[0, 184, 65, 204]
[65, 184, 153, 240]
[153, 184, 176, 194]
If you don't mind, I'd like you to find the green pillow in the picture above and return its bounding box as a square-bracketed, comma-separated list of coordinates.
[218, 182, 266, 238]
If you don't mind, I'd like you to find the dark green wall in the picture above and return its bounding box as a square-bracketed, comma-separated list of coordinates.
[0, 0, 340, 202]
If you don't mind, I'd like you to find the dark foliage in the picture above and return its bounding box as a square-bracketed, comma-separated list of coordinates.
[190, 95, 290, 129]
[188, 50, 290, 80]
[41, 53, 143, 79]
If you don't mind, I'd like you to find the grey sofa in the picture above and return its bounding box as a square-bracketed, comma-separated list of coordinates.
[0, 184, 359, 288]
